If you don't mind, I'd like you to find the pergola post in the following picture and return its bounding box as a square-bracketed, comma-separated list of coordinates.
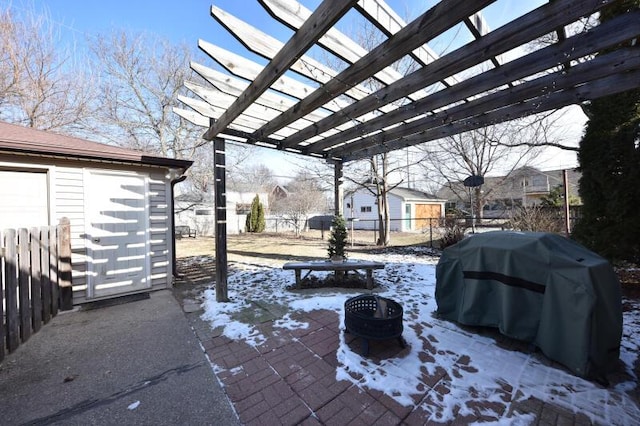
[214, 136, 229, 302]
[334, 161, 344, 217]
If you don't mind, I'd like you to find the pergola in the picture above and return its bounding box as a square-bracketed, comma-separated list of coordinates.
[176, 0, 640, 301]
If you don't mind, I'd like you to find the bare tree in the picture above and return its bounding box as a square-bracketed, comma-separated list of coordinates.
[89, 31, 204, 159]
[332, 19, 422, 247]
[228, 163, 278, 194]
[342, 152, 421, 246]
[271, 171, 328, 236]
[419, 119, 546, 221]
[0, 5, 95, 132]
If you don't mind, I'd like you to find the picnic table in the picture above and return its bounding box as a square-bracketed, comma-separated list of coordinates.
[282, 260, 385, 290]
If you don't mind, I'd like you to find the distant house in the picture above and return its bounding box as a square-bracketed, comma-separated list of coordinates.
[344, 186, 446, 232]
[437, 167, 581, 218]
[175, 191, 269, 235]
[0, 121, 192, 304]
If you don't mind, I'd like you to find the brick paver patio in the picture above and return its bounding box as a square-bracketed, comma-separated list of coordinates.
[187, 308, 598, 425]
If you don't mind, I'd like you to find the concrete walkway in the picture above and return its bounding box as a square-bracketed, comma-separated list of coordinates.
[0, 290, 240, 426]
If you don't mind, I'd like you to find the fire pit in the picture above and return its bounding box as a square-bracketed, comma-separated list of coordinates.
[344, 294, 405, 356]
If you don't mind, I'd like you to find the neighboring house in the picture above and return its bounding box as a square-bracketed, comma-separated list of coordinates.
[344, 186, 446, 232]
[175, 191, 269, 235]
[0, 121, 192, 305]
[270, 184, 289, 205]
[437, 167, 581, 218]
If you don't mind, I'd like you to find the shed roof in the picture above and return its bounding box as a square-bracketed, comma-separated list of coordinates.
[176, 0, 640, 164]
[347, 185, 443, 202]
[0, 121, 193, 171]
[389, 187, 443, 202]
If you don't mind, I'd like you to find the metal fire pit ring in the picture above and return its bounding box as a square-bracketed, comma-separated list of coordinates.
[344, 294, 405, 356]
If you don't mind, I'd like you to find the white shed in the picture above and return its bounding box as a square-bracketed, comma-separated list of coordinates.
[0, 121, 192, 304]
[344, 186, 446, 232]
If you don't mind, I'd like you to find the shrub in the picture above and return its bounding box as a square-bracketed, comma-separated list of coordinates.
[245, 195, 266, 233]
[327, 215, 348, 260]
[439, 214, 467, 249]
[508, 205, 564, 233]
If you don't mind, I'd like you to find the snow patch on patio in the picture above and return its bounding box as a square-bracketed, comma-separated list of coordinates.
[200, 252, 640, 424]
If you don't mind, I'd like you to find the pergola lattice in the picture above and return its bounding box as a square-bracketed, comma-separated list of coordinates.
[176, 0, 640, 300]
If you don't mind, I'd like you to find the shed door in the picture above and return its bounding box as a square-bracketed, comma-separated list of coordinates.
[85, 171, 150, 299]
[0, 170, 49, 229]
[416, 204, 442, 230]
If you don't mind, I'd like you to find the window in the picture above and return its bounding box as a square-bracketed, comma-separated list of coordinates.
[531, 175, 547, 187]
[360, 206, 372, 213]
[195, 209, 213, 216]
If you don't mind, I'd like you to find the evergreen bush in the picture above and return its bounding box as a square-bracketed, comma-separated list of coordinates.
[327, 215, 348, 260]
[245, 194, 266, 233]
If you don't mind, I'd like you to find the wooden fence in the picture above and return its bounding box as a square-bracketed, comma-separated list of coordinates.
[1, 218, 72, 362]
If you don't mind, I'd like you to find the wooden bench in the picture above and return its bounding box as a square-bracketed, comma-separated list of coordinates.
[175, 225, 196, 238]
[283, 260, 385, 290]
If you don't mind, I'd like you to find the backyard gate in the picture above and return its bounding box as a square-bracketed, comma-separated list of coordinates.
[1, 218, 72, 361]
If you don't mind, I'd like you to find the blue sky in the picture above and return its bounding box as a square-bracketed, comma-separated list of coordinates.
[5, 0, 577, 175]
[17, 1, 546, 61]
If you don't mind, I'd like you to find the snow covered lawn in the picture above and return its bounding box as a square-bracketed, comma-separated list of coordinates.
[200, 248, 640, 424]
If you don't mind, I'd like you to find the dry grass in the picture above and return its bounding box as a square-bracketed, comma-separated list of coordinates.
[175, 230, 438, 262]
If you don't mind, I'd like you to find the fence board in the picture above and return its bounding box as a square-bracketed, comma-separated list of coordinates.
[30, 227, 43, 333]
[40, 226, 52, 324]
[50, 227, 59, 315]
[1, 220, 71, 359]
[18, 228, 31, 342]
[58, 218, 72, 310]
[0, 231, 5, 361]
[4, 229, 19, 352]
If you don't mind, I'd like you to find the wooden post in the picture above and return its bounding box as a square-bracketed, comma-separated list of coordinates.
[563, 169, 571, 236]
[50, 225, 58, 315]
[334, 162, 343, 216]
[214, 137, 229, 302]
[0, 231, 4, 361]
[18, 228, 31, 342]
[40, 226, 52, 323]
[30, 227, 43, 333]
[4, 229, 19, 352]
[58, 217, 73, 310]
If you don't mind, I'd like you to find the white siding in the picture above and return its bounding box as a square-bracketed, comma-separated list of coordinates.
[148, 172, 171, 289]
[52, 167, 89, 302]
[387, 194, 403, 232]
[344, 190, 405, 231]
[344, 190, 378, 230]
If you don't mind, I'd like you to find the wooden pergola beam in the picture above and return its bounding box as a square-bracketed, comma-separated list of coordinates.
[306, 11, 640, 155]
[277, 0, 615, 151]
[355, 0, 453, 79]
[250, 0, 495, 142]
[340, 64, 640, 161]
[202, 0, 358, 141]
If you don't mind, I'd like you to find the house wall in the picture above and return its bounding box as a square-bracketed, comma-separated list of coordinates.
[344, 190, 405, 231]
[0, 155, 176, 304]
[344, 190, 381, 230]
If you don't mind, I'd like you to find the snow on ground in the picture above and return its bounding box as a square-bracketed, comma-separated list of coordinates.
[200, 249, 640, 424]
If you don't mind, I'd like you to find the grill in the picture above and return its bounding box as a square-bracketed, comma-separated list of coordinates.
[344, 295, 405, 356]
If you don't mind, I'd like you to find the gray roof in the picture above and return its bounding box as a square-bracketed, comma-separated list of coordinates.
[390, 187, 443, 201]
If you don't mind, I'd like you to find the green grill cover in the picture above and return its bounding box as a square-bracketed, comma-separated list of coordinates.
[435, 231, 622, 378]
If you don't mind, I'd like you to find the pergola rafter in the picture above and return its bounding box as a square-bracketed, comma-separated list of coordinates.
[179, 0, 639, 161]
[175, 0, 640, 301]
